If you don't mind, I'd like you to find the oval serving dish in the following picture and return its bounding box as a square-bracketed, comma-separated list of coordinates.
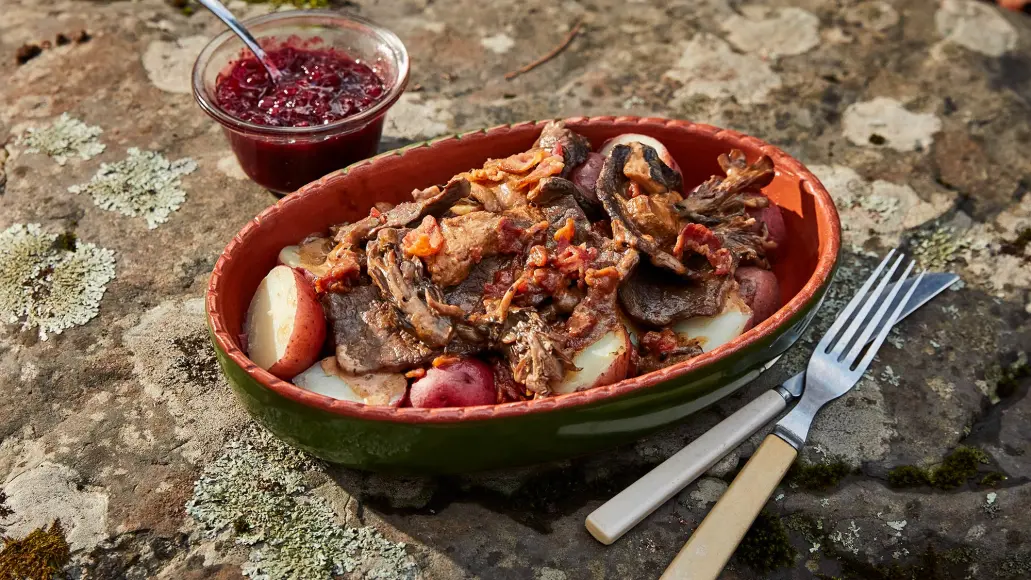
[206, 117, 840, 474]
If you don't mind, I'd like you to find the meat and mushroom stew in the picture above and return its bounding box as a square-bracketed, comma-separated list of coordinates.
[243, 122, 786, 408]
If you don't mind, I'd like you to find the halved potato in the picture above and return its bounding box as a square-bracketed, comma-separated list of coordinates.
[672, 290, 753, 353]
[599, 133, 681, 174]
[553, 323, 633, 394]
[244, 265, 326, 380]
[293, 357, 406, 406]
[277, 237, 332, 279]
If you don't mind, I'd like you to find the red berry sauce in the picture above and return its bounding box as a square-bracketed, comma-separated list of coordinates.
[216, 46, 385, 127]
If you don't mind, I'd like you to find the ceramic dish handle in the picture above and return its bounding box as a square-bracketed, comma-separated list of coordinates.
[660, 434, 797, 580]
[585, 388, 788, 545]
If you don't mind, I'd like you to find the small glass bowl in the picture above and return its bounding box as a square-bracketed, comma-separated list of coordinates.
[192, 10, 409, 194]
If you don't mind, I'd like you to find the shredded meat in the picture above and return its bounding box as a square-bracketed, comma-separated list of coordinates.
[301, 122, 781, 395]
[497, 308, 575, 396]
[367, 228, 454, 348]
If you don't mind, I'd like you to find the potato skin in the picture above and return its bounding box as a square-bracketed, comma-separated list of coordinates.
[734, 266, 780, 329]
[263, 266, 327, 380]
[410, 358, 496, 408]
[749, 204, 787, 251]
[569, 152, 606, 198]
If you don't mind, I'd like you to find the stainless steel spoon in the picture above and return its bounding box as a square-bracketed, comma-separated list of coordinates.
[196, 0, 282, 82]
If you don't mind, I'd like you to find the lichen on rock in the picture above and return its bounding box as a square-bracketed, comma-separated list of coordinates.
[186, 424, 418, 579]
[0, 223, 116, 340]
[17, 113, 105, 165]
[68, 148, 197, 229]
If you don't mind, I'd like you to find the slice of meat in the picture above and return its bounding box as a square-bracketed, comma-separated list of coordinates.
[637, 328, 703, 374]
[366, 228, 454, 348]
[323, 286, 436, 373]
[443, 255, 516, 314]
[618, 265, 734, 328]
[332, 178, 470, 248]
[533, 121, 591, 176]
[422, 210, 539, 287]
[596, 144, 686, 275]
[370, 178, 471, 235]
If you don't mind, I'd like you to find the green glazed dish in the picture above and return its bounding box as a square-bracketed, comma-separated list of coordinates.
[206, 117, 841, 474]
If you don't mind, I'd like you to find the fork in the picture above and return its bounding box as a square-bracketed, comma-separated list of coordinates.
[659, 249, 925, 580]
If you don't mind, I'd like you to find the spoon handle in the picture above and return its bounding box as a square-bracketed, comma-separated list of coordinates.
[196, 0, 281, 81]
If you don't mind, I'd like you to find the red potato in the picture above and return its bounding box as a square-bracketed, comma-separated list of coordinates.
[735, 266, 781, 328]
[599, 134, 681, 175]
[748, 203, 787, 250]
[553, 323, 633, 394]
[672, 290, 753, 353]
[410, 358, 496, 408]
[292, 357, 405, 406]
[244, 265, 326, 380]
[569, 152, 606, 198]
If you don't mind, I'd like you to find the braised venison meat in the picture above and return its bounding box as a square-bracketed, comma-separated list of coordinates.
[255, 121, 784, 406]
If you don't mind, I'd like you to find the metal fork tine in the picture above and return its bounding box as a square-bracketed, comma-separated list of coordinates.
[829, 252, 906, 359]
[852, 268, 925, 374]
[843, 259, 915, 367]
[816, 248, 897, 353]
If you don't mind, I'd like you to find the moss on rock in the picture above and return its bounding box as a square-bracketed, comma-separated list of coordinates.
[887, 447, 992, 490]
[789, 458, 852, 490]
[736, 510, 796, 573]
[0, 520, 71, 580]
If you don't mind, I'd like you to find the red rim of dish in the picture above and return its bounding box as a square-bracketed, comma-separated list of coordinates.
[206, 116, 841, 424]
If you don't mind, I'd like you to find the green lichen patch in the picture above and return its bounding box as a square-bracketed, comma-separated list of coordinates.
[0, 520, 71, 580]
[68, 148, 197, 229]
[735, 510, 796, 573]
[887, 447, 991, 490]
[0, 223, 116, 340]
[186, 424, 418, 579]
[909, 227, 964, 272]
[17, 113, 105, 165]
[789, 458, 852, 491]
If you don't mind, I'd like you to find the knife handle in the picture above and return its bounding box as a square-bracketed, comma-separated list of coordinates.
[585, 389, 788, 545]
[659, 434, 797, 580]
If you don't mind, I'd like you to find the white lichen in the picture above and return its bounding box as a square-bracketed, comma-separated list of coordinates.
[887, 520, 907, 536]
[17, 113, 105, 165]
[665, 34, 782, 105]
[186, 424, 418, 580]
[0, 223, 116, 340]
[935, 0, 1017, 57]
[721, 6, 821, 59]
[69, 148, 197, 229]
[830, 520, 862, 555]
[842, 97, 942, 152]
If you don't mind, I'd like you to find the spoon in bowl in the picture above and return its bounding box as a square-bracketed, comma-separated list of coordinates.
[196, 0, 283, 83]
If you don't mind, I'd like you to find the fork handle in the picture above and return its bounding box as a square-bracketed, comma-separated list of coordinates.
[660, 435, 797, 580]
[585, 389, 788, 545]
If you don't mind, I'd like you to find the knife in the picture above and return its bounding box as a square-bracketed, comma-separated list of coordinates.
[585, 272, 958, 546]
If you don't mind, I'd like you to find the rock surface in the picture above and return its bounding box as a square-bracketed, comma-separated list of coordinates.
[1, 0, 1030, 578]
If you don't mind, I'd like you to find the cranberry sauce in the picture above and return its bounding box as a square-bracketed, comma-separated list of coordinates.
[212, 41, 394, 194]
[216, 46, 385, 127]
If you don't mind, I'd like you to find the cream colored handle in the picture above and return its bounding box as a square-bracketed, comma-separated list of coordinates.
[659, 435, 797, 580]
[586, 389, 788, 545]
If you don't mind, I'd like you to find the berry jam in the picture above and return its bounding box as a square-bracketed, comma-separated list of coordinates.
[216, 46, 386, 128]
[211, 41, 396, 194]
